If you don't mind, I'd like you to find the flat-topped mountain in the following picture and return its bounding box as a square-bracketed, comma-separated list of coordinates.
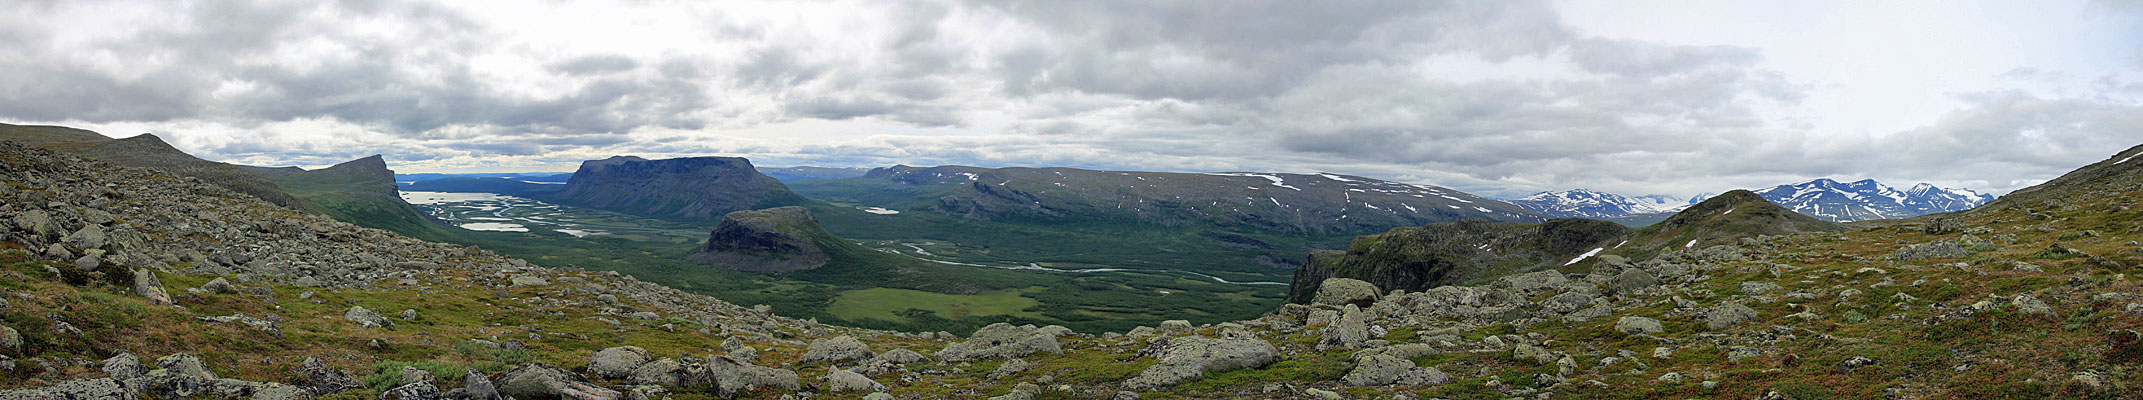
[1750, 178, 1991, 222]
[798, 165, 1540, 235]
[692, 206, 835, 272]
[553, 156, 807, 222]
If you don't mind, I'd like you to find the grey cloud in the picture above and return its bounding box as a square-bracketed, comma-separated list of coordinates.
[549, 55, 640, 75]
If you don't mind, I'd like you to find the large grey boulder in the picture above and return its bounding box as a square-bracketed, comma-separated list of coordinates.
[937, 323, 1063, 361]
[1891, 241, 1967, 260]
[1344, 354, 1448, 386]
[1739, 282, 1783, 296]
[1124, 337, 1280, 389]
[874, 348, 929, 365]
[1496, 271, 1569, 294]
[688, 355, 800, 397]
[1702, 303, 1759, 330]
[380, 380, 440, 400]
[1310, 278, 1380, 307]
[631, 358, 683, 387]
[588, 346, 650, 379]
[447, 368, 502, 400]
[63, 224, 105, 250]
[0, 378, 137, 400]
[496, 363, 621, 400]
[1607, 269, 1659, 294]
[293, 357, 361, 396]
[102, 352, 148, 383]
[132, 268, 171, 305]
[801, 335, 875, 364]
[344, 306, 393, 329]
[1614, 316, 1664, 336]
[0, 325, 20, 352]
[1318, 305, 1370, 350]
[823, 368, 886, 392]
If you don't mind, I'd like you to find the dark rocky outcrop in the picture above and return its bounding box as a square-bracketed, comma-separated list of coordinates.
[691, 207, 833, 271]
[1287, 218, 1627, 303]
[553, 156, 806, 222]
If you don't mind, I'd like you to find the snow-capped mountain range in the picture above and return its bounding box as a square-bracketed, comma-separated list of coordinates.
[1507, 189, 1687, 218]
[1514, 179, 1991, 222]
[1750, 178, 1993, 222]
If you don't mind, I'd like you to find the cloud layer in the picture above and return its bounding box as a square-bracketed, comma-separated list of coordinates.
[3, 0, 2140, 198]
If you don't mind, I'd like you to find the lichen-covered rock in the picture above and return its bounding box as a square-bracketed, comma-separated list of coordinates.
[344, 306, 393, 329]
[380, 380, 440, 400]
[801, 335, 875, 364]
[631, 358, 683, 387]
[496, 363, 621, 400]
[1615, 316, 1663, 335]
[1891, 241, 1967, 260]
[132, 268, 171, 305]
[2013, 294, 2056, 316]
[1702, 303, 1759, 330]
[1310, 278, 1380, 307]
[293, 357, 361, 396]
[588, 346, 650, 379]
[988, 358, 1029, 380]
[1124, 337, 1279, 389]
[102, 352, 148, 383]
[0, 378, 137, 400]
[875, 348, 929, 365]
[938, 323, 1063, 361]
[1343, 354, 1448, 386]
[1607, 269, 1658, 294]
[1318, 304, 1370, 350]
[823, 368, 886, 392]
[688, 355, 799, 396]
[1739, 282, 1783, 295]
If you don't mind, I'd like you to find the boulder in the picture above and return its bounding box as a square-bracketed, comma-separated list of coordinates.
[454, 368, 502, 400]
[938, 323, 1063, 361]
[1614, 316, 1663, 335]
[197, 277, 238, 294]
[631, 358, 683, 387]
[875, 348, 929, 365]
[1607, 269, 1658, 294]
[0, 325, 19, 352]
[131, 268, 171, 305]
[0, 378, 136, 400]
[801, 335, 875, 364]
[987, 358, 1029, 380]
[1317, 304, 1370, 350]
[1310, 278, 1380, 307]
[588, 346, 650, 379]
[2013, 294, 2056, 316]
[1124, 337, 1279, 389]
[823, 368, 886, 392]
[293, 357, 361, 396]
[496, 363, 621, 400]
[1739, 282, 1783, 296]
[1701, 303, 1759, 330]
[102, 352, 148, 383]
[689, 355, 800, 396]
[344, 306, 394, 329]
[380, 380, 440, 400]
[1344, 354, 1448, 386]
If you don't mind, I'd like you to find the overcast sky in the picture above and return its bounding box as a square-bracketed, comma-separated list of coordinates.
[4, 0, 2141, 199]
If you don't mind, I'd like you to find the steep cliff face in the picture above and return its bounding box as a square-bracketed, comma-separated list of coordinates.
[1286, 218, 1627, 303]
[692, 206, 833, 271]
[238, 155, 460, 241]
[552, 156, 806, 222]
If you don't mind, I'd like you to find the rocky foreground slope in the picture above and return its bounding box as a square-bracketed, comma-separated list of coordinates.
[1, 140, 2141, 399]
